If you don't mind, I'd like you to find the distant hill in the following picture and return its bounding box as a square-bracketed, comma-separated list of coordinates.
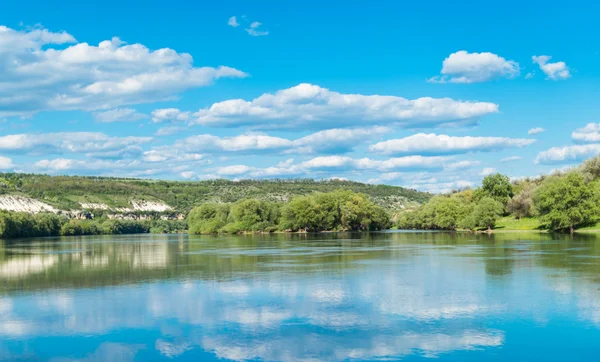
[0, 173, 431, 214]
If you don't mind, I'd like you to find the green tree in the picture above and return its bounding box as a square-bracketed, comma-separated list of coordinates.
[188, 203, 230, 234]
[280, 196, 328, 232]
[507, 183, 536, 219]
[460, 197, 504, 231]
[474, 173, 514, 205]
[534, 172, 600, 233]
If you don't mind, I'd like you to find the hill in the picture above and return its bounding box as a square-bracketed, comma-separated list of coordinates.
[0, 173, 431, 215]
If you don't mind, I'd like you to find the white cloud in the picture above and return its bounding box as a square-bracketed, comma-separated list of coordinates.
[535, 144, 600, 164]
[572, 123, 600, 143]
[0, 25, 247, 118]
[180, 171, 197, 179]
[0, 132, 152, 157]
[169, 127, 388, 155]
[532, 55, 570, 80]
[151, 108, 191, 123]
[228, 16, 240, 27]
[176, 133, 292, 153]
[291, 127, 389, 154]
[217, 165, 254, 176]
[301, 155, 451, 171]
[246, 22, 269, 36]
[32, 156, 199, 178]
[428, 51, 519, 84]
[34, 158, 127, 172]
[443, 160, 481, 171]
[528, 127, 545, 135]
[369, 133, 535, 155]
[500, 156, 521, 163]
[155, 126, 186, 136]
[214, 155, 452, 179]
[142, 149, 205, 163]
[228, 16, 268, 36]
[93, 108, 146, 123]
[0, 156, 14, 169]
[188, 83, 499, 129]
[479, 167, 497, 176]
[414, 180, 474, 194]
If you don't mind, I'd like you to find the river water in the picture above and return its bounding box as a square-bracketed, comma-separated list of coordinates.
[1, 231, 600, 361]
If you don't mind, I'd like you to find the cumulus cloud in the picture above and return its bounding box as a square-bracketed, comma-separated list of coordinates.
[500, 156, 521, 163]
[0, 132, 152, 157]
[535, 144, 600, 165]
[34, 158, 130, 172]
[93, 108, 147, 123]
[0, 156, 14, 169]
[185, 83, 498, 129]
[572, 123, 600, 143]
[142, 149, 206, 163]
[213, 155, 453, 178]
[532, 55, 570, 80]
[443, 160, 481, 171]
[176, 134, 292, 153]
[408, 180, 474, 194]
[172, 127, 388, 155]
[32, 156, 198, 178]
[155, 126, 186, 136]
[246, 22, 269, 37]
[290, 127, 389, 154]
[369, 133, 535, 155]
[0, 25, 247, 118]
[479, 167, 497, 176]
[227, 16, 240, 27]
[151, 108, 191, 123]
[428, 51, 519, 84]
[528, 127, 545, 135]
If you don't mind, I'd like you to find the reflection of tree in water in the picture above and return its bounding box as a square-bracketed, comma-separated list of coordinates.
[3, 231, 600, 292]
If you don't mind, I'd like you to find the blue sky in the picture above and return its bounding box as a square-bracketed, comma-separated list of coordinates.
[0, 0, 599, 192]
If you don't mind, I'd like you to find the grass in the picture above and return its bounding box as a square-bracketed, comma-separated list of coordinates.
[494, 216, 543, 231]
[575, 222, 600, 232]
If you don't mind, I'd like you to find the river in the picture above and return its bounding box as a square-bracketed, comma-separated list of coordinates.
[1, 231, 599, 361]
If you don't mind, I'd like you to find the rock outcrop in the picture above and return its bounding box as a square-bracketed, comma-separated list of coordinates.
[0, 195, 57, 213]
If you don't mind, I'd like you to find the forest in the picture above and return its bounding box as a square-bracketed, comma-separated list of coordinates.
[397, 154, 600, 233]
[187, 189, 391, 234]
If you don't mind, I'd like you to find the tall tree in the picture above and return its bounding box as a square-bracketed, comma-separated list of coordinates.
[534, 172, 600, 233]
[475, 173, 514, 205]
[460, 197, 504, 231]
[507, 183, 536, 219]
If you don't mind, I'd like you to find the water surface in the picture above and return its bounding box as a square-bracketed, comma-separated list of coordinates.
[1, 231, 600, 361]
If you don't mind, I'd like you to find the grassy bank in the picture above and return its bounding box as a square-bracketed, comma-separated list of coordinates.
[494, 216, 543, 231]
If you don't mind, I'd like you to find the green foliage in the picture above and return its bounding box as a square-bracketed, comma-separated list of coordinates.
[579, 154, 600, 181]
[189, 190, 391, 234]
[460, 197, 505, 230]
[188, 203, 230, 234]
[474, 173, 514, 205]
[0, 212, 65, 238]
[0, 173, 430, 214]
[507, 183, 536, 219]
[60, 219, 105, 236]
[534, 172, 600, 232]
[396, 192, 473, 230]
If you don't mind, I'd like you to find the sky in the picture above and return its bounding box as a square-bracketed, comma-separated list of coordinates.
[0, 0, 599, 193]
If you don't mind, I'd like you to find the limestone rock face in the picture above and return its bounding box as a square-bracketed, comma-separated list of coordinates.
[0, 195, 57, 213]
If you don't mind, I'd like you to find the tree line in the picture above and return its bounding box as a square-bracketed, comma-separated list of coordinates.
[397, 154, 600, 233]
[188, 189, 391, 234]
[0, 212, 186, 239]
